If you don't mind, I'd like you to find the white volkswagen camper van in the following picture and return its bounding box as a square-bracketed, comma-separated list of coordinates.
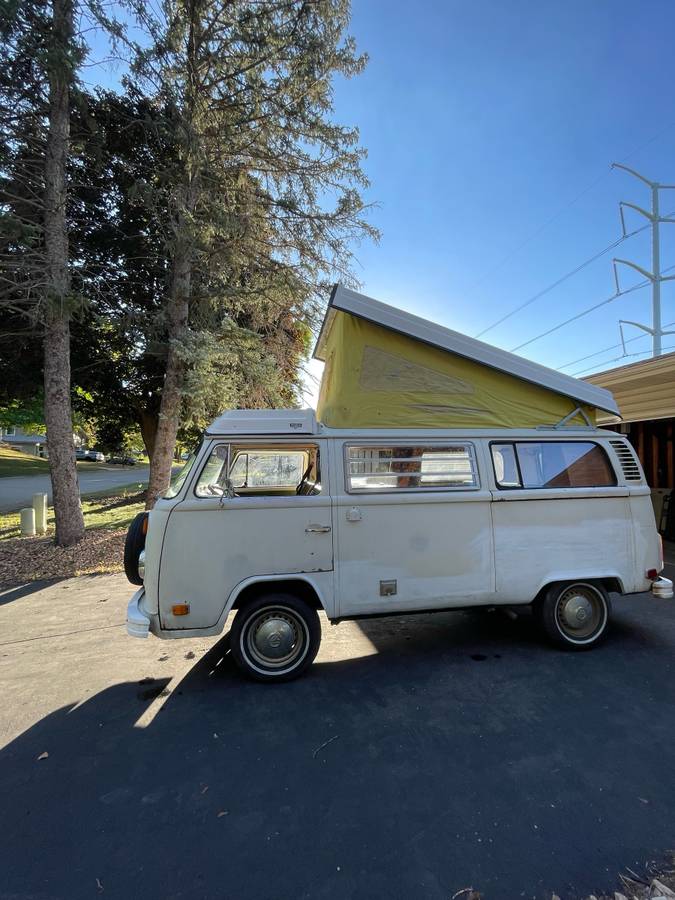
[125, 287, 673, 681]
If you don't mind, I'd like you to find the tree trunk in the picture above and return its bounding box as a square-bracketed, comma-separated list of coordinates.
[145, 7, 200, 510]
[145, 240, 191, 509]
[138, 408, 159, 461]
[43, 0, 84, 546]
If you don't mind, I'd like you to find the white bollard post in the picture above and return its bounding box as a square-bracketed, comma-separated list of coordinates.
[20, 507, 36, 537]
[32, 493, 48, 535]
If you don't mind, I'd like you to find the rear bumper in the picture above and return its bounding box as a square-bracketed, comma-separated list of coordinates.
[127, 588, 151, 638]
[652, 576, 674, 600]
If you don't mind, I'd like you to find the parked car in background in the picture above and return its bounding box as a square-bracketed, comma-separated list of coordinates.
[85, 450, 106, 463]
[108, 454, 137, 466]
[75, 448, 88, 460]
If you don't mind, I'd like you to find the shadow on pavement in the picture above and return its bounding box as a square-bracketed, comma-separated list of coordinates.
[1, 597, 674, 900]
[0, 578, 66, 607]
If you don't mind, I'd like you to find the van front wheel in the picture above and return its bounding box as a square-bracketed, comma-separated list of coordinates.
[536, 581, 610, 649]
[231, 593, 321, 682]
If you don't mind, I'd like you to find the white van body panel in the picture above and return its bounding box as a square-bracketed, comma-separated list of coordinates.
[130, 423, 667, 640]
[628, 487, 664, 592]
[334, 489, 494, 616]
[490, 493, 633, 603]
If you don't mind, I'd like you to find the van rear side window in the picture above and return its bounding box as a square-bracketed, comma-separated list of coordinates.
[346, 444, 477, 492]
[491, 441, 616, 489]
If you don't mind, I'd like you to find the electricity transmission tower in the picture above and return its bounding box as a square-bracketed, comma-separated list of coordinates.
[611, 163, 675, 357]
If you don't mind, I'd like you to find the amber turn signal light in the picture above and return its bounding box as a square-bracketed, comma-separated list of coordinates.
[172, 604, 190, 616]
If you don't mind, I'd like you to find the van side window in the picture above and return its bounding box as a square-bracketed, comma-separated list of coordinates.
[346, 444, 477, 492]
[491, 442, 616, 489]
[195, 444, 321, 497]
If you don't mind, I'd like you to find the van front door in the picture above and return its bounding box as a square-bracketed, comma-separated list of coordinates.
[335, 441, 494, 616]
[158, 441, 333, 630]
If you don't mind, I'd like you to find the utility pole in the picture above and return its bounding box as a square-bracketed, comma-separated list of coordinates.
[611, 163, 675, 357]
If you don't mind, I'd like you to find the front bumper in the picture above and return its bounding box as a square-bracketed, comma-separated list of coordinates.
[127, 588, 151, 638]
[652, 576, 674, 600]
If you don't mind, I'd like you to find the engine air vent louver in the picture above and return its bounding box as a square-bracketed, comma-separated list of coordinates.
[609, 439, 642, 482]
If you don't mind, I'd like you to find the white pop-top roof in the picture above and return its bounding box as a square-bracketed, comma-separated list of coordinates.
[207, 408, 318, 435]
[313, 284, 620, 417]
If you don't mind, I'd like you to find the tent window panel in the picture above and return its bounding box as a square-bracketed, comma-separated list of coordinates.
[359, 345, 474, 394]
[491, 441, 616, 489]
[346, 444, 478, 492]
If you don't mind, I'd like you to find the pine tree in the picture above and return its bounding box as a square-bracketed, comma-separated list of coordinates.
[68, 87, 315, 456]
[0, 0, 86, 545]
[124, 0, 377, 506]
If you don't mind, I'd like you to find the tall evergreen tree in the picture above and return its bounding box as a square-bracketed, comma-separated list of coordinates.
[0, 0, 85, 544]
[125, 0, 377, 506]
[69, 88, 314, 457]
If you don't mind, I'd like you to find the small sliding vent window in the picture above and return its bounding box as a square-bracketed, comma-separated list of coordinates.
[609, 439, 643, 482]
[346, 444, 477, 492]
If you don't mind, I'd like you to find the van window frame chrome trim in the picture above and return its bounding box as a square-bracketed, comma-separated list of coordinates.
[489, 438, 618, 491]
[192, 440, 321, 500]
[342, 440, 481, 495]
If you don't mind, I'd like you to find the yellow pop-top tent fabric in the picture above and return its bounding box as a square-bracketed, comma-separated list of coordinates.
[316, 311, 597, 429]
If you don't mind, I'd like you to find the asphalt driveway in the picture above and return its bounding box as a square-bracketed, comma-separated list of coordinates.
[0, 569, 674, 899]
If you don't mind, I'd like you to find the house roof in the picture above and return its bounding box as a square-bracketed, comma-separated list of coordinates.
[585, 350, 675, 424]
[313, 284, 620, 417]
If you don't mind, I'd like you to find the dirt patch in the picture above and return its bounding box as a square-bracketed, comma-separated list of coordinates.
[0, 527, 126, 587]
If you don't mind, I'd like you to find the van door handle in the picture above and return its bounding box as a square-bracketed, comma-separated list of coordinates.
[305, 524, 331, 533]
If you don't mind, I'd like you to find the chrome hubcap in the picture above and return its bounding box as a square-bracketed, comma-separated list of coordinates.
[556, 585, 604, 640]
[245, 608, 307, 670]
[561, 594, 593, 628]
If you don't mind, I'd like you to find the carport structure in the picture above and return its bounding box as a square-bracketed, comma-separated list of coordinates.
[586, 351, 675, 535]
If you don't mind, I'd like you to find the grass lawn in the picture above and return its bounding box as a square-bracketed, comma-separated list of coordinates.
[0, 446, 50, 477]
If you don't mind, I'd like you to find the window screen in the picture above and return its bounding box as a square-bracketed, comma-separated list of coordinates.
[491, 441, 616, 489]
[195, 445, 318, 497]
[229, 451, 305, 488]
[347, 444, 477, 492]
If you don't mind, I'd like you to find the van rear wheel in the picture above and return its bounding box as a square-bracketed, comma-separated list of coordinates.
[536, 581, 610, 649]
[230, 593, 321, 682]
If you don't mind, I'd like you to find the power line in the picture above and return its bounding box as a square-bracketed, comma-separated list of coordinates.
[510, 279, 648, 352]
[571, 343, 675, 378]
[509, 262, 675, 353]
[558, 319, 675, 370]
[467, 119, 675, 299]
[475, 228, 640, 339]
[466, 173, 609, 295]
[476, 206, 675, 339]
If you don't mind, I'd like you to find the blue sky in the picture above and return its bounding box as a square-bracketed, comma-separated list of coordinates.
[311, 0, 675, 394]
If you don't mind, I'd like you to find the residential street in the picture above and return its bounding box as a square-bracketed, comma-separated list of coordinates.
[0, 565, 674, 899]
[0, 465, 150, 512]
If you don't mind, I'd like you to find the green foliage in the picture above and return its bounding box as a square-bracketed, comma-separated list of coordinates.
[1, 1, 377, 465]
[0, 397, 46, 433]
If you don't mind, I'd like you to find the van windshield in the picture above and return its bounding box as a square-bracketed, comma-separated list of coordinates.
[164, 447, 200, 499]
